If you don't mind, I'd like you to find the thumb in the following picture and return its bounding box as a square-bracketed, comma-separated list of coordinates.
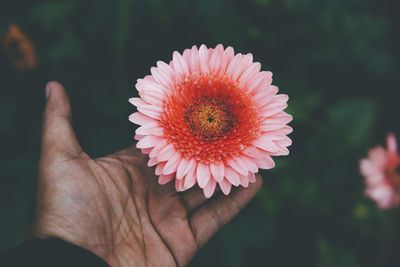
[41, 81, 82, 160]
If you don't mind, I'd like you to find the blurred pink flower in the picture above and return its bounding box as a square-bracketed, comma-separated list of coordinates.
[360, 133, 400, 209]
[129, 44, 292, 198]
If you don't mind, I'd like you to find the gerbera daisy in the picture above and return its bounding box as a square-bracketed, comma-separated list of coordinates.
[129, 44, 292, 198]
[360, 133, 400, 209]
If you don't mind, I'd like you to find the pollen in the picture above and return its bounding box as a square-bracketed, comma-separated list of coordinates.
[185, 97, 235, 141]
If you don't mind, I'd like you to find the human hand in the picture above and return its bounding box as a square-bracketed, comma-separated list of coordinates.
[29, 81, 263, 266]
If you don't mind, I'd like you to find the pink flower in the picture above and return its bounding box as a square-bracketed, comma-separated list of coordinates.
[360, 133, 400, 209]
[129, 44, 292, 197]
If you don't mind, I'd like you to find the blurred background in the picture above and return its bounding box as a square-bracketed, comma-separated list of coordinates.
[1, 0, 400, 266]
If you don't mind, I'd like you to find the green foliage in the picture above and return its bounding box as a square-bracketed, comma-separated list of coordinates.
[1, 0, 400, 266]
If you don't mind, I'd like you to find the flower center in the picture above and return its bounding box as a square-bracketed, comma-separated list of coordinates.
[161, 73, 261, 163]
[185, 97, 235, 141]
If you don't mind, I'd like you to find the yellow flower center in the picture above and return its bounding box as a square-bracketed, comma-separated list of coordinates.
[185, 97, 235, 141]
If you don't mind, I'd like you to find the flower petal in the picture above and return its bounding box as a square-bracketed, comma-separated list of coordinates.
[248, 172, 256, 183]
[148, 157, 158, 167]
[129, 112, 157, 126]
[159, 173, 174, 185]
[242, 146, 265, 158]
[172, 51, 190, 77]
[149, 139, 168, 159]
[199, 44, 210, 73]
[210, 161, 225, 183]
[226, 157, 248, 175]
[239, 174, 250, 187]
[253, 135, 279, 152]
[219, 179, 232, 195]
[254, 155, 275, 169]
[137, 104, 163, 120]
[184, 165, 197, 190]
[155, 162, 166, 175]
[239, 156, 258, 173]
[137, 135, 162, 149]
[162, 152, 181, 175]
[203, 178, 217, 198]
[196, 162, 211, 188]
[176, 157, 189, 180]
[136, 126, 164, 136]
[157, 143, 176, 162]
[224, 167, 240, 186]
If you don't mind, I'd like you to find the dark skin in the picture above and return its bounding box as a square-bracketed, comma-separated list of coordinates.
[29, 81, 263, 266]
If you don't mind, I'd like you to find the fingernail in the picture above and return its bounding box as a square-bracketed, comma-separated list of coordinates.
[45, 83, 51, 99]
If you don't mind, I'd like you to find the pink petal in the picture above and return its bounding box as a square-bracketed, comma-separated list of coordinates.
[157, 143, 176, 162]
[149, 139, 168, 159]
[246, 71, 272, 94]
[141, 148, 152, 154]
[248, 172, 256, 183]
[275, 136, 292, 147]
[199, 44, 210, 73]
[264, 112, 293, 125]
[162, 152, 181, 175]
[197, 162, 211, 188]
[184, 166, 197, 189]
[209, 45, 223, 73]
[219, 179, 232, 195]
[138, 90, 164, 106]
[129, 112, 157, 126]
[176, 157, 189, 180]
[189, 45, 200, 73]
[260, 99, 288, 118]
[219, 46, 234, 74]
[270, 147, 289, 156]
[242, 146, 265, 158]
[159, 173, 174, 185]
[136, 79, 165, 96]
[129, 97, 147, 107]
[181, 158, 196, 180]
[210, 161, 224, 182]
[172, 51, 190, 77]
[233, 53, 253, 81]
[134, 134, 145, 141]
[175, 178, 185, 192]
[241, 53, 253, 66]
[148, 157, 158, 167]
[137, 104, 163, 120]
[253, 87, 279, 108]
[259, 112, 292, 131]
[238, 62, 261, 87]
[136, 135, 162, 149]
[136, 126, 164, 136]
[151, 61, 175, 88]
[254, 155, 275, 169]
[277, 125, 293, 135]
[203, 178, 217, 198]
[239, 174, 250, 187]
[224, 167, 240, 186]
[253, 135, 279, 152]
[155, 162, 166, 175]
[226, 157, 248, 175]
[239, 156, 258, 173]
[260, 123, 287, 132]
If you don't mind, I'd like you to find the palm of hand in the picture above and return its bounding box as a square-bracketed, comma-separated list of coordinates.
[30, 82, 262, 267]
